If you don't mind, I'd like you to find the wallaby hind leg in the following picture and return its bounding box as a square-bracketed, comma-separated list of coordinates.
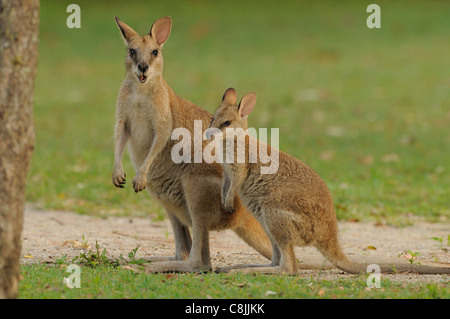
[216, 240, 281, 273]
[217, 244, 297, 275]
[141, 210, 192, 262]
[232, 208, 273, 260]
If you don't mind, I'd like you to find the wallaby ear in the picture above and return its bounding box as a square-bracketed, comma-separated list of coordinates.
[222, 88, 237, 106]
[115, 17, 139, 44]
[238, 92, 257, 119]
[150, 16, 172, 46]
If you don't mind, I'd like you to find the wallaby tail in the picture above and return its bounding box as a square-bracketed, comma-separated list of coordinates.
[233, 207, 272, 261]
[316, 238, 365, 274]
[317, 237, 450, 275]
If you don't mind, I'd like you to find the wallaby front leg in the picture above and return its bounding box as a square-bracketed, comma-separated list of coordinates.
[112, 119, 129, 188]
[141, 221, 211, 273]
[222, 165, 246, 214]
[141, 210, 191, 262]
[221, 175, 236, 214]
[168, 211, 192, 260]
[187, 220, 212, 270]
[132, 130, 168, 193]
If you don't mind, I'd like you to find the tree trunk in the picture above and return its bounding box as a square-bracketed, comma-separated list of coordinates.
[0, 0, 39, 299]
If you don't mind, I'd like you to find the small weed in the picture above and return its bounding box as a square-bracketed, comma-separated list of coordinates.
[72, 240, 119, 268]
[118, 247, 146, 265]
[430, 235, 450, 251]
[57, 238, 145, 268]
[55, 255, 68, 266]
[80, 234, 90, 249]
[399, 250, 421, 265]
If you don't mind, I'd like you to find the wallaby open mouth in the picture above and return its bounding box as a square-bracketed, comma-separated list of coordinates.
[139, 75, 147, 83]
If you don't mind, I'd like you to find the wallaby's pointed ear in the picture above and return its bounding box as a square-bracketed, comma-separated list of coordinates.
[222, 88, 237, 105]
[150, 16, 172, 46]
[115, 16, 139, 44]
[238, 92, 257, 120]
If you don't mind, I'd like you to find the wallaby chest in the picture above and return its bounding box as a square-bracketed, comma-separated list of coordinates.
[123, 91, 156, 167]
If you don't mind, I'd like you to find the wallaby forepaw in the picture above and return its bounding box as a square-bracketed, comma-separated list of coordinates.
[112, 170, 126, 188]
[221, 198, 235, 214]
[132, 174, 147, 193]
[223, 205, 235, 214]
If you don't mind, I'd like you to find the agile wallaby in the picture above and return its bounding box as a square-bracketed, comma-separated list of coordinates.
[112, 17, 272, 272]
[208, 88, 450, 275]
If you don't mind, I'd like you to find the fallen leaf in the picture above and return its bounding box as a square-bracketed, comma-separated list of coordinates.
[363, 245, 377, 251]
[165, 273, 176, 280]
[381, 153, 400, 163]
[62, 240, 80, 247]
[264, 290, 277, 296]
[297, 89, 321, 102]
[62, 240, 89, 249]
[120, 265, 142, 273]
[400, 253, 415, 260]
[222, 280, 248, 288]
[230, 282, 247, 288]
[360, 155, 374, 165]
[399, 135, 416, 145]
[319, 150, 335, 162]
[312, 110, 325, 122]
[326, 126, 345, 137]
[339, 182, 349, 190]
[23, 254, 33, 259]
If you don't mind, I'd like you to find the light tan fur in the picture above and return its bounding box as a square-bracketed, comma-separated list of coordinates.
[112, 17, 272, 272]
[209, 88, 450, 275]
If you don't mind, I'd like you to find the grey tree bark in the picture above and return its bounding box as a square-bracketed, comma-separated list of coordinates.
[0, 0, 39, 299]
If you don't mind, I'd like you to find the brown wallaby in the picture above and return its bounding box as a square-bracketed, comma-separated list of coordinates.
[208, 88, 450, 275]
[112, 17, 272, 272]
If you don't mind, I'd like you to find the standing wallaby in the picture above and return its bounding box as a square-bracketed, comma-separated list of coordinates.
[208, 88, 450, 275]
[112, 17, 272, 272]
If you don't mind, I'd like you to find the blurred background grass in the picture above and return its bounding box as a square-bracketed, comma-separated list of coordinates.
[27, 0, 450, 224]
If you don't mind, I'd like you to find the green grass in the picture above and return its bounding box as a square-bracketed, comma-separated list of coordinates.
[19, 239, 449, 299]
[19, 263, 448, 299]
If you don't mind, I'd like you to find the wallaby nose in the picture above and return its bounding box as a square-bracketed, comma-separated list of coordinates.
[138, 63, 149, 73]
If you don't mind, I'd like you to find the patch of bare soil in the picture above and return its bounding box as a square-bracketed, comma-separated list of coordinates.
[21, 207, 449, 284]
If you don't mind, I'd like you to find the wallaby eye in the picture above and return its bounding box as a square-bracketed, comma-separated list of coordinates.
[152, 50, 158, 56]
[222, 121, 231, 127]
[129, 49, 136, 56]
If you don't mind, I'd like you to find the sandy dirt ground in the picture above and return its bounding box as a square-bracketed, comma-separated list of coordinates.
[21, 207, 449, 284]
